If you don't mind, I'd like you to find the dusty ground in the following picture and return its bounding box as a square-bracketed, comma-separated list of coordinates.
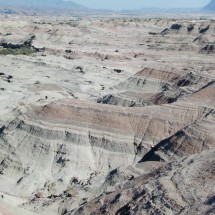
[0, 13, 215, 215]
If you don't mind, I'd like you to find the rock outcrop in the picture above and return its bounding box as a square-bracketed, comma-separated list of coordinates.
[72, 149, 215, 215]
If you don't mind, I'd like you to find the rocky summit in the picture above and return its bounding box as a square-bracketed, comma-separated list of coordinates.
[0, 6, 215, 215]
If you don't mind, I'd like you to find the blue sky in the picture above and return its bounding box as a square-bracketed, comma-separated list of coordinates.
[71, 0, 210, 10]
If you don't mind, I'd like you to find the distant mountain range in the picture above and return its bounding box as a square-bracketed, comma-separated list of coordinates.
[0, 0, 214, 13]
[132, 7, 201, 13]
[0, 0, 86, 9]
[204, 0, 215, 11]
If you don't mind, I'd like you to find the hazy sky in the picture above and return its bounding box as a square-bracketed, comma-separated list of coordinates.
[71, 0, 210, 10]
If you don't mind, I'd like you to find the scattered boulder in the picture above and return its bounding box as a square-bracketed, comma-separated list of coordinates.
[35, 192, 43, 198]
[65, 49, 72, 53]
[76, 66, 84, 73]
[187, 24, 195, 32]
[200, 43, 215, 54]
[71, 177, 79, 185]
[148, 32, 157, 35]
[113, 69, 123, 73]
[199, 25, 210, 34]
[97, 94, 113, 104]
[170, 23, 182, 30]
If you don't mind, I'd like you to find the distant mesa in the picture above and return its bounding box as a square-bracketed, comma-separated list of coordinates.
[0, 0, 86, 9]
[204, 0, 215, 11]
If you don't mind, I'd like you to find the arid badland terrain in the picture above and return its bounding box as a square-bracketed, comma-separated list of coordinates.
[0, 4, 215, 215]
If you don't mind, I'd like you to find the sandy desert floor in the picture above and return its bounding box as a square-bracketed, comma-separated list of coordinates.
[0, 13, 215, 215]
